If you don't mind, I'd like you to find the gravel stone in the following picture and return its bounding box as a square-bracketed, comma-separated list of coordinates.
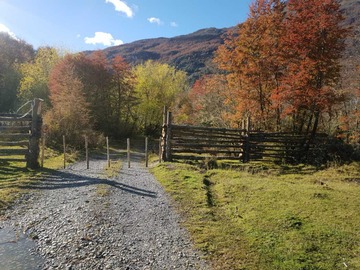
[0, 158, 210, 269]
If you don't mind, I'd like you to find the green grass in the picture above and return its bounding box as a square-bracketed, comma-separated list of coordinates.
[151, 161, 360, 270]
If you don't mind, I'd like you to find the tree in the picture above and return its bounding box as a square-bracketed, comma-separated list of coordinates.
[215, 0, 285, 130]
[338, 67, 360, 144]
[18, 47, 61, 108]
[45, 55, 95, 147]
[279, 0, 348, 134]
[133, 60, 188, 135]
[216, 0, 348, 134]
[175, 74, 232, 127]
[110, 55, 137, 137]
[0, 33, 34, 112]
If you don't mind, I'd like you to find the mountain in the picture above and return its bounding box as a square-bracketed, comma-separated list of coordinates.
[97, 0, 360, 86]
[100, 27, 230, 83]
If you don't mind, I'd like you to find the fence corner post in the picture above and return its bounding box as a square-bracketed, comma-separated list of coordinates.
[27, 98, 43, 169]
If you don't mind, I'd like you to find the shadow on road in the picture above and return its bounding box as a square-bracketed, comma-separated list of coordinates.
[9, 166, 157, 198]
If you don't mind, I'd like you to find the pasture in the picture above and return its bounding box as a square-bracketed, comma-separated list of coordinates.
[152, 161, 360, 269]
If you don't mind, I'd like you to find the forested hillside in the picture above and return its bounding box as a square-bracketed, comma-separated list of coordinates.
[97, 27, 228, 83]
[98, 0, 360, 86]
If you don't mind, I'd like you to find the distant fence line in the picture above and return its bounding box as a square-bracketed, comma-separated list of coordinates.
[160, 110, 331, 164]
[59, 135, 151, 170]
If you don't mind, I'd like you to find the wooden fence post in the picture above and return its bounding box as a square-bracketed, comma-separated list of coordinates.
[127, 138, 131, 168]
[145, 136, 148, 167]
[159, 136, 162, 163]
[106, 136, 110, 168]
[27, 98, 43, 169]
[161, 107, 167, 162]
[85, 135, 89, 169]
[41, 132, 45, 168]
[243, 116, 251, 163]
[165, 111, 172, 161]
[63, 135, 66, 169]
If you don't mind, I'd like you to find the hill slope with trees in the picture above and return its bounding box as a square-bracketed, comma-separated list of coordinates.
[98, 0, 360, 86]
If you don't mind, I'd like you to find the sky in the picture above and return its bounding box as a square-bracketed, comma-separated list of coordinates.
[0, 0, 253, 52]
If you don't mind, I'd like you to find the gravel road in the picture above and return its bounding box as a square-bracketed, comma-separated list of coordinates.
[0, 156, 210, 270]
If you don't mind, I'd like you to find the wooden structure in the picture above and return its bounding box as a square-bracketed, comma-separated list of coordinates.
[0, 98, 43, 168]
[160, 110, 329, 164]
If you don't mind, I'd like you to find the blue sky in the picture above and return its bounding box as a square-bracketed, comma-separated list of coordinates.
[0, 0, 253, 52]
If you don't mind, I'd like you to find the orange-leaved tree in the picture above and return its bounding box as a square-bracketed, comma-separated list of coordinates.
[45, 54, 96, 147]
[279, 0, 348, 134]
[175, 74, 232, 127]
[215, 0, 285, 130]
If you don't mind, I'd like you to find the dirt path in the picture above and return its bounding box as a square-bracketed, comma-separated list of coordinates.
[0, 156, 210, 270]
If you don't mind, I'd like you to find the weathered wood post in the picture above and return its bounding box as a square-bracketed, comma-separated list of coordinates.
[41, 132, 45, 168]
[243, 116, 251, 163]
[145, 136, 149, 168]
[161, 107, 167, 162]
[159, 136, 162, 163]
[127, 138, 131, 168]
[106, 136, 110, 168]
[164, 111, 172, 162]
[27, 98, 43, 169]
[63, 135, 66, 169]
[85, 135, 89, 169]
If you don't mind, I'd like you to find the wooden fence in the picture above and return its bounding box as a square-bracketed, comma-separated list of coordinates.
[0, 98, 43, 168]
[160, 111, 330, 164]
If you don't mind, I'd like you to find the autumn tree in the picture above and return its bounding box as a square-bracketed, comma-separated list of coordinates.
[279, 0, 348, 135]
[215, 0, 285, 130]
[133, 60, 188, 135]
[73, 51, 113, 134]
[45, 55, 95, 147]
[175, 74, 232, 127]
[216, 0, 348, 134]
[18, 47, 61, 108]
[0, 33, 34, 112]
[108, 55, 136, 137]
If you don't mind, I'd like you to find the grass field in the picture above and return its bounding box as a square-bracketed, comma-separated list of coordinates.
[152, 161, 360, 270]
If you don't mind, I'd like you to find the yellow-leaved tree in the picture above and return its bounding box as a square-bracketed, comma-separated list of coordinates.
[133, 60, 188, 135]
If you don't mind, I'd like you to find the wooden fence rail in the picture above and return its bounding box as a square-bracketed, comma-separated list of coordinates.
[0, 98, 43, 168]
[161, 110, 330, 164]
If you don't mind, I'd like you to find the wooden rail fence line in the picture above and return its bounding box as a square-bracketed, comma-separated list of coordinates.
[160, 110, 330, 164]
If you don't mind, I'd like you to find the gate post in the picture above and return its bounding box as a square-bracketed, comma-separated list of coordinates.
[161, 107, 167, 162]
[242, 116, 251, 163]
[161, 109, 172, 162]
[27, 98, 43, 169]
[165, 111, 172, 161]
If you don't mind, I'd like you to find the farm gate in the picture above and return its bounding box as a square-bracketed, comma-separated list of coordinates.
[0, 98, 43, 168]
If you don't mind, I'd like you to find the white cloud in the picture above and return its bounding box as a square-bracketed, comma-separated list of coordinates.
[170, 22, 178, 27]
[84, 32, 123, 46]
[0, 23, 18, 40]
[105, 0, 134, 18]
[148, 17, 163, 25]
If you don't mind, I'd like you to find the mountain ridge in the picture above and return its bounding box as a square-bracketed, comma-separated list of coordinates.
[96, 27, 230, 82]
[92, 0, 360, 86]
